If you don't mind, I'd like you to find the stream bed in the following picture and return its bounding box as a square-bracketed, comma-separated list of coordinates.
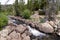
[8, 16, 60, 40]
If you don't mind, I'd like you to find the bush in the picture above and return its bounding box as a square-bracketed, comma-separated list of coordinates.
[0, 14, 8, 30]
[22, 9, 31, 19]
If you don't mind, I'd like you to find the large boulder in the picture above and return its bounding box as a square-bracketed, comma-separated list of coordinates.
[37, 22, 54, 33]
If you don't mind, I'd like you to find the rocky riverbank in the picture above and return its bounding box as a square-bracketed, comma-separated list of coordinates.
[9, 16, 60, 34]
[0, 15, 60, 40]
[0, 23, 60, 40]
[0, 24, 50, 40]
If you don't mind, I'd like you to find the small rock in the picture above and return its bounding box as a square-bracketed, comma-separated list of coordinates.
[22, 33, 26, 38]
[17, 33, 22, 40]
[9, 31, 22, 40]
[56, 29, 60, 35]
[24, 30, 32, 36]
[16, 25, 27, 33]
[0, 29, 9, 37]
[23, 36, 30, 40]
[30, 22, 35, 28]
[6, 26, 16, 35]
[0, 37, 7, 40]
[6, 36, 11, 40]
[11, 39, 17, 40]
[49, 21, 55, 26]
[9, 31, 17, 38]
[49, 21, 58, 31]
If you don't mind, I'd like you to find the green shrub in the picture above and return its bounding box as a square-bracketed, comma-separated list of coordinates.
[0, 14, 8, 30]
[22, 9, 31, 19]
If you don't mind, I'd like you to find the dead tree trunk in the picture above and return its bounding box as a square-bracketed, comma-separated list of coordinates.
[45, 0, 57, 21]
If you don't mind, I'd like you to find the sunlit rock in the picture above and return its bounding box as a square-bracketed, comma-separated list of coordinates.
[0, 29, 9, 37]
[16, 25, 27, 33]
[39, 22, 54, 33]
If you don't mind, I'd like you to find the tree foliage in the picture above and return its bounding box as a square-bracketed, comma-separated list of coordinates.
[13, 0, 57, 21]
[27, 0, 39, 11]
[22, 9, 31, 19]
[0, 14, 8, 30]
